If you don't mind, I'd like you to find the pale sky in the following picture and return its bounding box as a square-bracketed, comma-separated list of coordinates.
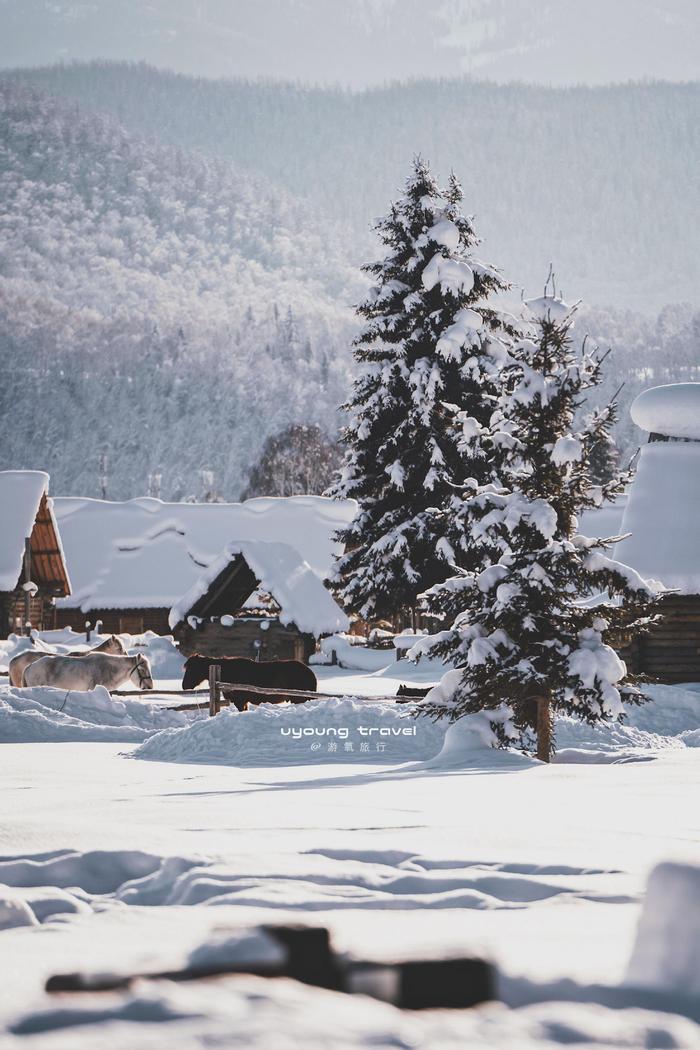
[1, 0, 699, 86]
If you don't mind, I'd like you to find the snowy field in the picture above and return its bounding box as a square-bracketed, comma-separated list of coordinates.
[1, 635, 699, 1045]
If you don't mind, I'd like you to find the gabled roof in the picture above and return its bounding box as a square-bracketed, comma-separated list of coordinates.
[169, 540, 349, 638]
[80, 527, 208, 612]
[53, 495, 355, 610]
[0, 471, 70, 595]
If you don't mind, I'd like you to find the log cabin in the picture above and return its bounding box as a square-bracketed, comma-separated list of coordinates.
[0, 471, 71, 638]
[615, 383, 700, 683]
[169, 540, 348, 661]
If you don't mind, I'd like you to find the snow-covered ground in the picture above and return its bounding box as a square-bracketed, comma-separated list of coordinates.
[1, 636, 699, 1045]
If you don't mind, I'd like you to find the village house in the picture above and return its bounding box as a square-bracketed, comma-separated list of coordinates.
[615, 383, 700, 683]
[0, 470, 71, 638]
[51, 494, 356, 641]
[169, 539, 348, 661]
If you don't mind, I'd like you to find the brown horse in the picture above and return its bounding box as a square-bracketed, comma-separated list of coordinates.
[182, 656, 317, 693]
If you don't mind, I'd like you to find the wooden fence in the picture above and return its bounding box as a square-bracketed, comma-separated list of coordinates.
[206, 664, 405, 716]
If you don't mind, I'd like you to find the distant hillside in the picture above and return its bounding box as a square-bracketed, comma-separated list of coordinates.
[0, 79, 358, 500]
[9, 62, 700, 310]
[1, 1, 698, 87]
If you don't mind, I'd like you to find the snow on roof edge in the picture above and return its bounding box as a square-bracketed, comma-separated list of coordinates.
[169, 540, 349, 637]
[0, 470, 50, 591]
[630, 382, 700, 440]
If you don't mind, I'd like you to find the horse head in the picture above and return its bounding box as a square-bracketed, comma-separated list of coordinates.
[130, 654, 154, 690]
[92, 635, 128, 655]
[182, 656, 206, 690]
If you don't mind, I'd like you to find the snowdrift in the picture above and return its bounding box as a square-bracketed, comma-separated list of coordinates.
[314, 634, 447, 679]
[133, 684, 700, 768]
[3, 970, 699, 1048]
[553, 684, 700, 762]
[0, 685, 189, 743]
[314, 634, 395, 672]
[627, 860, 700, 998]
[134, 697, 446, 766]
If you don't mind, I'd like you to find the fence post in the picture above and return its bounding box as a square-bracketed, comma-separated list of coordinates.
[209, 664, 221, 717]
[24, 538, 32, 635]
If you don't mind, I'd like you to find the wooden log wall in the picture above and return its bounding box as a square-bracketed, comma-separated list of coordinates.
[177, 619, 314, 662]
[620, 595, 700, 684]
[55, 607, 172, 636]
[0, 591, 56, 636]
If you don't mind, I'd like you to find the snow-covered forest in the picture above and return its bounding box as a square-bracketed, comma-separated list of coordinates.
[1, 66, 699, 499]
[10, 62, 700, 308]
[0, 80, 357, 498]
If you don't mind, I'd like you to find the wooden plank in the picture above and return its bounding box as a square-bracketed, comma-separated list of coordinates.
[218, 681, 321, 702]
[150, 693, 404, 713]
[216, 694, 402, 710]
[635, 646, 699, 655]
[643, 660, 700, 667]
[111, 689, 209, 697]
[171, 702, 210, 712]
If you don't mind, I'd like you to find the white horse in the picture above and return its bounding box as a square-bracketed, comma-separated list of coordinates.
[9, 635, 127, 688]
[23, 652, 153, 692]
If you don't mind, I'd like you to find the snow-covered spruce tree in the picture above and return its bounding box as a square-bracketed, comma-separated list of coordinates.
[588, 430, 619, 485]
[330, 158, 516, 621]
[415, 291, 660, 761]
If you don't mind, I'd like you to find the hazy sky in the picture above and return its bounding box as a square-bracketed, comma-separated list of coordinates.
[1, 0, 699, 86]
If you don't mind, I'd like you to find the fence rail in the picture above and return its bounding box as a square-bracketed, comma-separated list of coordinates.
[104, 670, 415, 713]
[207, 665, 405, 716]
[112, 688, 208, 697]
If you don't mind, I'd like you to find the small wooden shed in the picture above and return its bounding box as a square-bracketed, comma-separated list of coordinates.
[615, 384, 700, 683]
[169, 540, 349, 662]
[0, 471, 71, 638]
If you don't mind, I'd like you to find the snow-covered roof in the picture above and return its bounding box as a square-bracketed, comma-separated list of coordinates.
[578, 496, 628, 542]
[169, 540, 349, 637]
[81, 528, 209, 613]
[630, 383, 700, 440]
[0, 471, 49, 591]
[53, 495, 356, 610]
[616, 443, 700, 595]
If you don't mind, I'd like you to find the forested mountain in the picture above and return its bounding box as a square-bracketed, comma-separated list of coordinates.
[0, 79, 358, 499]
[9, 62, 700, 309]
[0, 70, 698, 501]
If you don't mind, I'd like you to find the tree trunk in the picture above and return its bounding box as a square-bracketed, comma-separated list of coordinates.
[536, 695, 552, 763]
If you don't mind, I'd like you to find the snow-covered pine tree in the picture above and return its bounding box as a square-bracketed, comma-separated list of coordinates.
[330, 157, 516, 621]
[588, 430, 619, 485]
[416, 288, 660, 761]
